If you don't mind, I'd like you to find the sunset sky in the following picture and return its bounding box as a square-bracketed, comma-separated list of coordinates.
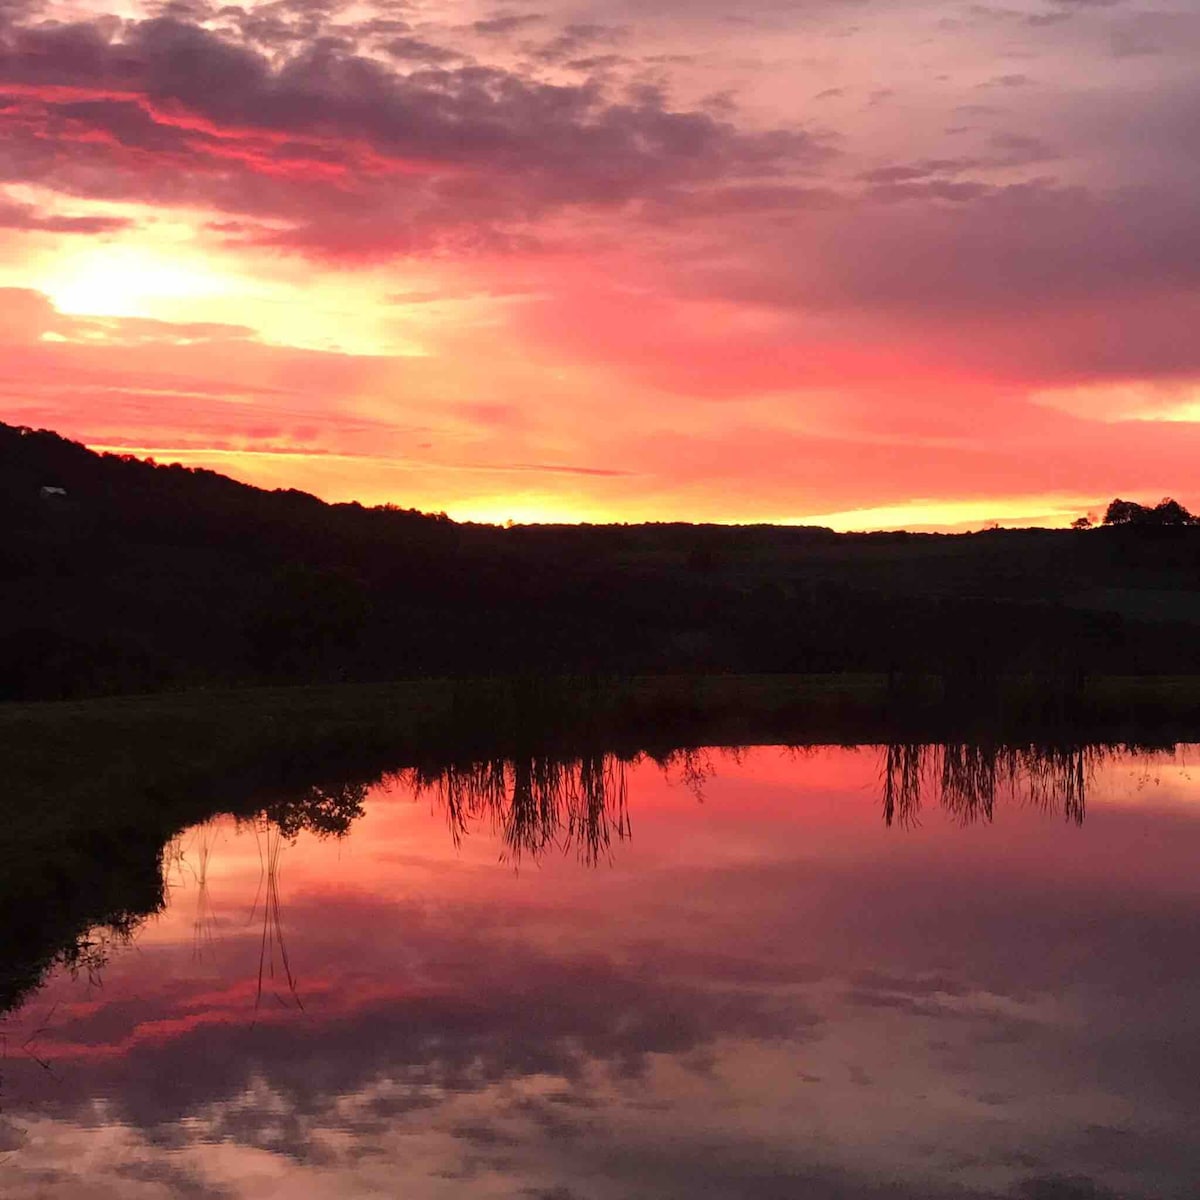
[1, 0, 1197, 527]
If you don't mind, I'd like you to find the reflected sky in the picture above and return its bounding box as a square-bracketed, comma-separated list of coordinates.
[3, 746, 1200, 1199]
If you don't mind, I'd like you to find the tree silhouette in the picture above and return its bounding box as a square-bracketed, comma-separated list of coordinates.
[1103, 497, 1196, 526]
[1152, 497, 1196, 525]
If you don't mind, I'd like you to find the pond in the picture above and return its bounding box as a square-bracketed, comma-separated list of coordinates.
[3, 742, 1199, 1198]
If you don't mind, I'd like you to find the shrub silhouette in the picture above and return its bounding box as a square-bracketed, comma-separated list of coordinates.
[1103, 497, 1196, 526]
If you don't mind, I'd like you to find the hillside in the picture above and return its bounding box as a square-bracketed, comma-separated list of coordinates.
[4, 421, 1200, 699]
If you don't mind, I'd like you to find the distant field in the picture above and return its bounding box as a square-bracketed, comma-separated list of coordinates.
[0, 674, 882, 783]
[1067, 588, 1200, 624]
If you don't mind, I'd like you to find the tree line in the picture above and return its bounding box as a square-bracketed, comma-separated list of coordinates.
[1073, 497, 1198, 529]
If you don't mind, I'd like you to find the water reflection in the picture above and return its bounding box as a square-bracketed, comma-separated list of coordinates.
[249, 820, 305, 1014]
[403, 754, 630, 865]
[880, 743, 1094, 828]
[0, 740, 1175, 1021]
[3, 741, 1199, 1199]
[260, 779, 369, 840]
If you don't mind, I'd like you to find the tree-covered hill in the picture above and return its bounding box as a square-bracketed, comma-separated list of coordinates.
[4, 420, 1200, 699]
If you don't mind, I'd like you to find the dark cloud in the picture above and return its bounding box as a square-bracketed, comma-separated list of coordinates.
[1026, 10, 1073, 27]
[0, 1117, 28, 1152]
[531, 21, 628, 64]
[380, 35, 461, 63]
[0, 15, 829, 259]
[472, 12, 545, 37]
[212, 0, 347, 47]
[987, 131, 1058, 165]
[864, 178, 996, 203]
[151, 0, 218, 19]
[639, 181, 842, 222]
[0, 196, 131, 233]
[859, 159, 984, 183]
[1015, 1175, 1120, 1200]
[860, 136, 1055, 182]
[505, 1127, 1015, 1200]
[1109, 10, 1200, 58]
[669, 172, 1200, 381]
[847, 968, 974, 998]
[0, 0, 40, 26]
[563, 53, 628, 71]
[114, 1159, 235, 1200]
[981, 72, 1034, 87]
[1048, 0, 1124, 9]
[505, 462, 633, 477]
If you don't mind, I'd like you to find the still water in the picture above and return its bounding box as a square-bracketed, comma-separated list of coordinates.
[4, 744, 1200, 1199]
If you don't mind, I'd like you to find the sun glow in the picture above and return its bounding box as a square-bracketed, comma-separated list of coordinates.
[41, 245, 238, 319]
[792, 495, 1101, 532]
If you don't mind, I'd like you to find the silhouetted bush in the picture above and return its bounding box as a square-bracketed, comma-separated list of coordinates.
[1104, 496, 1197, 526]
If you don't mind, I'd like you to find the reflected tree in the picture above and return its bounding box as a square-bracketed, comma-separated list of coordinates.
[248, 821, 304, 1016]
[882, 742, 927, 829]
[259, 780, 369, 840]
[403, 753, 631, 866]
[879, 742, 1094, 827]
[652, 746, 728, 801]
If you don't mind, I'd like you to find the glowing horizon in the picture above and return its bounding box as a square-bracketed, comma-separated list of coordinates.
[1, 0, 1197, 529]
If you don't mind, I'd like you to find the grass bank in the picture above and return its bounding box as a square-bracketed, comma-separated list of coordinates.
[6, 671, 1200, 822]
